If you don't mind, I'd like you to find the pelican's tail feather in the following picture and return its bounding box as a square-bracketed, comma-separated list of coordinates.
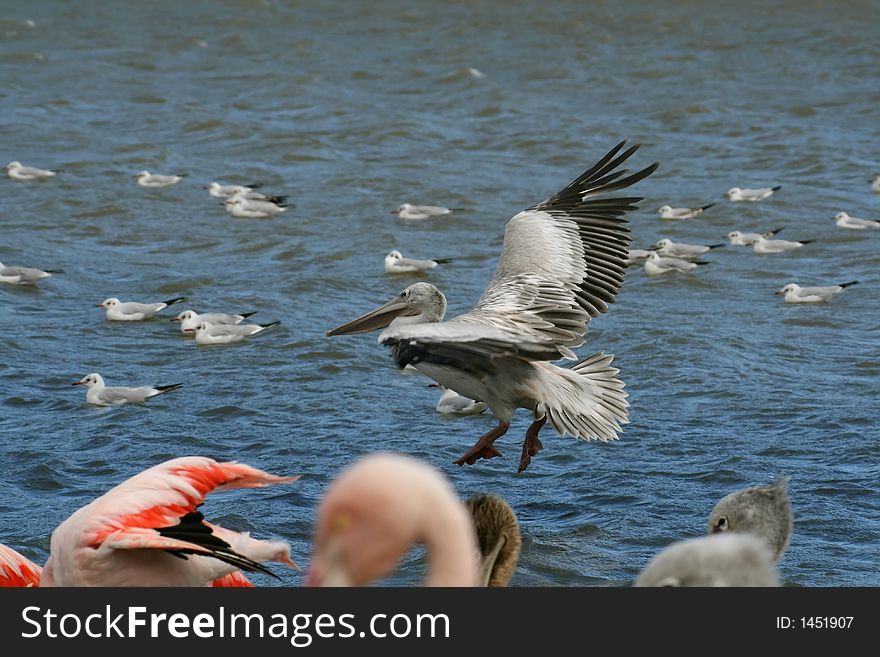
[536, 352, 629, 442]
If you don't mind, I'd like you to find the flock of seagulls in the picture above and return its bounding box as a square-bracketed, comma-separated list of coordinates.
[627, 168, 875, 304]
[3, 166, 287, 407]
[0, 138, 873, 587]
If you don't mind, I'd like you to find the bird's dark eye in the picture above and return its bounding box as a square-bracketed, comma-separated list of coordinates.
[716, 516, 728, 530]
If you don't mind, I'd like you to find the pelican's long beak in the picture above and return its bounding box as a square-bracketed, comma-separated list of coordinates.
[327, 297, 416, 336]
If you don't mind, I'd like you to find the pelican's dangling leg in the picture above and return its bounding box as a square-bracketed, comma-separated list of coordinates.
[517, 415, 547, 473]
[453, 421, 510, 466]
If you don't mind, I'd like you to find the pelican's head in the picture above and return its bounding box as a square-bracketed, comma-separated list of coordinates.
[327, 282, 446, 336]
[390, 203, 411, 216]
[73, 372, 104, 388]
[775, 283, 798, 296]
[833, 212, 849, 221]
[726, 187, 742, 199]
[658, 205, 672, 214]
[97, 297, 119, 309]
[652, 238, 672, 250]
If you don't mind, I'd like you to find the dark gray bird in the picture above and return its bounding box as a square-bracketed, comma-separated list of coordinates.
[634, 534, 780, 587]
[708, 478, 793, 561]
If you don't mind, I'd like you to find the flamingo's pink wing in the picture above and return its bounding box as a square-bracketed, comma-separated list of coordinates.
[212, 571, 255, 587]
[0, 543, 42, 587]
[90, 458, 299, 543]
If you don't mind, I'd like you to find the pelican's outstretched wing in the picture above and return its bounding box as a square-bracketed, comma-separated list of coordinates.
[382, 142, 657, 366]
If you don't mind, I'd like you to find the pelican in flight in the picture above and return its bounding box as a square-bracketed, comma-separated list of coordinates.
[328, 142, 658, 472]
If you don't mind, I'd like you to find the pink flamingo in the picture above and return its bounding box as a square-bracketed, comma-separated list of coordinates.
[27, 456, 300, 586]
[307, 453, 479, 586]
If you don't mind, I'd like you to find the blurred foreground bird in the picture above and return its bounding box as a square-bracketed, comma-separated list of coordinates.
[308, 454, 478, 586]
[708, 479, 793, 561]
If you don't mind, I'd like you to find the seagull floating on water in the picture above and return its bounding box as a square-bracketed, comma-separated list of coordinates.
[5, 161, 57, 180]
[752, 235, 813, 254]
[833, 212, 880, 230]
[708, 479, 793, 561]
[657, 203, 714, 220]
[390, 203, 458, 220]
[644, 251, 708, 276]
[135, 171, 186, 187]
[726, 185, 781, 201]
[206, 182, 262, 198]
[775, 281, 858, 303]
[171, 309, 257, 334]
[192, 320, 280, 345]
[73, 373, 182, 406]
[0, 260, 59, 285]
[384, 250, 453, 274]
[429, 384, 488, 416]
[724, 228, 784, 245]
[870, 175, 880, 193]
[329, 142, 657, 472]
[651, 238, 724, 259]
[224, 196, 289, 218]
[98, 296, 185, 321]
[625, 248, 652, 266]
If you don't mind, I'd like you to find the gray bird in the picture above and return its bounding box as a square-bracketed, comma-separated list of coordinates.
[707, 478, 793, 562]
[634, 534, 780, 587]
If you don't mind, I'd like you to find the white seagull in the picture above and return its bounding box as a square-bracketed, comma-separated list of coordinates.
[752, 236, 813, 254]
[193, 320, 280, 345]
[625, 248, 652, 266]
[0, 260, 59, 285]
[135, 171, 186, 187]
[171, 309, 257, 334]
[833, 212, 880, 230]
[726, 185, 781, 201]
[384, 250, 453, 274]
[430, 384, 488, 416]
[224, 196, 289, 218]
[657, 203, 715, 220]
[5, 161, 57, 180]
[73, 373, 182, 406]
[775, 281, 859, 303]
[643, 251, 708, 276]
[328, 141, 657, 472]
[870, 175, 880, 193]
[206, 182, 287, 204]
[98, 296, 185, 321]
[651, 238, 724, 259]
[724, 228, 784, 246]
[390, 203, 457, 220]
